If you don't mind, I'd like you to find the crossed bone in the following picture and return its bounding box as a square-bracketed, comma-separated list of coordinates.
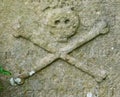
[10, 20, 109, 86]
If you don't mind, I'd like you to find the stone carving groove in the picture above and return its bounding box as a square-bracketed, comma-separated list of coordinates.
[10, 7, 109, 86]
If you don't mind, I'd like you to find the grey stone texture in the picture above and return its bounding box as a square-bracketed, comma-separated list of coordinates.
[0, 0, 120, 97]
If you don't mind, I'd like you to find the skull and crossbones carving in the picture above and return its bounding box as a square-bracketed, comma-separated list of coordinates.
[10, 7, 109, 86]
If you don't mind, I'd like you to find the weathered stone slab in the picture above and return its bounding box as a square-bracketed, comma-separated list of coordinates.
[0, 0, 120, 97]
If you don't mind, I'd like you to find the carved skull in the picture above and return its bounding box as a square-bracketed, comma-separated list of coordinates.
[42, 7, 80, 42]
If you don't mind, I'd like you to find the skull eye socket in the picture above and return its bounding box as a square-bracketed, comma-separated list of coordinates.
[71, 7, 74, 11]
[54, 20, 60, 25]
[64, 19, 70, 24]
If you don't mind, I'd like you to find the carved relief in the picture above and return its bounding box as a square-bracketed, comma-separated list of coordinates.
[11, 6, 109, 86]
[42, 7, 79, 42]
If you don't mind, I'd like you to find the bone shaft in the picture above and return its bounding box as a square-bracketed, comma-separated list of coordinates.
[34, 54, 59, 72]
[18, 72, 30, 79]
[61, 21, 107, 54]
[61, 54, 107, 82]
[17, 54, 59, 79]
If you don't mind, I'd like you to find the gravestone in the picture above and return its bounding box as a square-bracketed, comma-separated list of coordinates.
[0, 0, 120, 97]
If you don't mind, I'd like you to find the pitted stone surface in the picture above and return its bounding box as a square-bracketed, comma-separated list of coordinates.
[0, 0, 120, 97]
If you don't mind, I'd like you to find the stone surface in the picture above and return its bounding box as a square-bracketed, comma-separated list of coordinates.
[0, 0, 120, 97]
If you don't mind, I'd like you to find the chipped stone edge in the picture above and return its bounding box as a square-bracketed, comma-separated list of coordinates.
[29, 70, 35, 76]
[10, 77, 22, 86]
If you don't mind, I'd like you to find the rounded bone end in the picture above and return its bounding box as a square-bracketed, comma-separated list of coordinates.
[99, 21, 109, 34]
[100, 27, 109, 34]
[10, 77, 24, 86]
[95, 70, 108, 83]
